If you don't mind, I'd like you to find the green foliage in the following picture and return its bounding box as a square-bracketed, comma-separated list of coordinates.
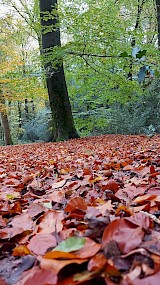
[53, 237, 86, 253]
[81, 81, 160, 136]
[20, 107, 53, 143]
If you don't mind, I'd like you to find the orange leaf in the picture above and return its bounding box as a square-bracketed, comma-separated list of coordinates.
[88, 253, 107, 271]
[12, 245, 31, 257]
[106, 179, 119, 192]
[65, 197, 87, 212]
[44, 251, 78, 259]
[104, 263, 122, 277]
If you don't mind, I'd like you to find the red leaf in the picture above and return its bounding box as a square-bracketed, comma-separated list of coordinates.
[0, 278, 7, 285]
[16, 267, 58, 285]
[106, 179, 119, 192]
[102, 218, 144, 254]
[65, 197, 87, 212]
[150, 165, 155, 174]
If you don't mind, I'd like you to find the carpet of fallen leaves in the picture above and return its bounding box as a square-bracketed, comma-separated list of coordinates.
[0, 134, 160, 285]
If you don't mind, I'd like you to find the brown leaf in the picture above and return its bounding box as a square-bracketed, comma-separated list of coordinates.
[16, 267, 58, 285]
[40, 256, 87, 273]
[38, 210, 64, 234]
[65, 197, 87, 212]
[0, 227, 26, 239]
[9, 213, 34, 231]
[106, 179, 119, 192]
[22, 174, 33, 185]
[0, 215, 7, 227]
[96, 201, 114, 215]
[73, 238, 101, 259]
[28, 233, 57, 255]
[27, 203, 46, 218]
[102, 218, 144, 254]
[87, 253, 107, 271]
[125, 212, 153, 230]
[104, 262, 122, 277]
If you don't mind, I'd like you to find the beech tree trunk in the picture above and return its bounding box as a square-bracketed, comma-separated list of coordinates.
[39, 0, 79, 141]
[0, 111, 13, 145]
[0, 90, 12, 145]
[156, 0, 160, 49]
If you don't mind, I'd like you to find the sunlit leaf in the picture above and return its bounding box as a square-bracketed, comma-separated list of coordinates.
[136, 49, 147, 59]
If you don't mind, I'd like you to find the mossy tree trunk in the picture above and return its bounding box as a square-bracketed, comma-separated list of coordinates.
[39, 0, 79, 141]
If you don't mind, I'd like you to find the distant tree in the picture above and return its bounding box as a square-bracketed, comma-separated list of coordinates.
[0, 91, 13, 145]
[0, 15, 46, 144]
[39, 0, 79, 141]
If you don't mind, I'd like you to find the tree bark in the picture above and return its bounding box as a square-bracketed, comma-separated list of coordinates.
[128, 0, 146, 80]
[0, 111, 13, 145]
[18, 101, 22, 128]
[155, 0, 160, 49]
[39, 0, 79, 141]
[0, 89, 12, 145]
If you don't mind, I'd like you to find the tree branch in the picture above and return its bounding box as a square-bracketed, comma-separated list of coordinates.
[67, 51, 119, 58]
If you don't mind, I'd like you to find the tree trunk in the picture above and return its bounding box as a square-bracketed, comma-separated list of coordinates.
[39, 0, 79, 141]
[18, 101, 22, 129]
[128, 0, 146, 80]
[155, 0, 160, 49]
[0, 111, 13, 145]
[24, 98, 29, 120]
[0, 89, 12, 146]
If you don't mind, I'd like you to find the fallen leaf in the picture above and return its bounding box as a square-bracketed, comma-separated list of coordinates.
[52, 179, 66, 189]
[87, 252, 107, 271]
[65, 197, 87, 212]
[53, 237, 86, 253]
[38, 210, 64, 234]
[102, 218, 144, 254]
[28, 233, 57, 255]
[12, 245, 31, 257]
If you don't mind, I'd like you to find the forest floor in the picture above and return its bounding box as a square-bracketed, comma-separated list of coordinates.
[0, 134, 160, 285]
